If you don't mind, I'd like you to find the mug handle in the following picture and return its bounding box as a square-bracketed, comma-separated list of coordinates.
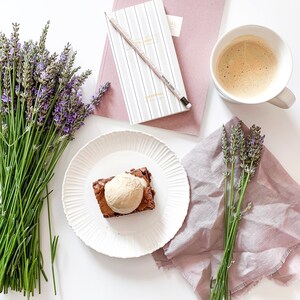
[268, 87, 295, 109]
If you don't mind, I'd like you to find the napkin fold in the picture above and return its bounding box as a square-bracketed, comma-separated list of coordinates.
[153, 117, 300, 299]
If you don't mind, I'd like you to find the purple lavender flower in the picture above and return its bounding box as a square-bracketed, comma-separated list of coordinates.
[63, 126, 70, 134]
[37, 62, 45, 72]
[52, 81, 110, 139]
[2, 94, 9, 103]
[91, 82, 110, 107]
[59, 53, 68, 65]
[8, 23, 21, 62]
[221, 125, 229, 162]
[40, 71, 47, 81]
[76, 89, 82, 102]
[1, 93, 11, 113]
[243, 125, 265, 176]
[34, 84, 55, 126]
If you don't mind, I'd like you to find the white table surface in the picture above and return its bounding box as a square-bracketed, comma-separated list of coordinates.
[1, 0, 300, 299]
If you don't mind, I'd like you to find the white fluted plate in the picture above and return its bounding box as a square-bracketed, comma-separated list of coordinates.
[62, 130, 190, 258]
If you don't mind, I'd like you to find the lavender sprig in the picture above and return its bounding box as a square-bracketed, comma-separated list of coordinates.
[210, 121, 265, 300]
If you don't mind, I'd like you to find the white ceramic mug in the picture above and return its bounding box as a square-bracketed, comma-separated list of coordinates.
[210, 25, 295, 109]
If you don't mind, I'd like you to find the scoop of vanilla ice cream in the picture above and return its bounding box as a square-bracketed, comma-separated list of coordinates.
[104, 173, 147, 214]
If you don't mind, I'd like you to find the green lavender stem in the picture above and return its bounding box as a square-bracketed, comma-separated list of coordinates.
[211, 166, 251, 299]
[223, 160, 229, 300]
[46, 185, 58, 295]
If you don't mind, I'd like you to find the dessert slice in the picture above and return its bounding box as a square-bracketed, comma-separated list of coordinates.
[92, 167, 155, 218]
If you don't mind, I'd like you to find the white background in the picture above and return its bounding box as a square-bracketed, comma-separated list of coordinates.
[1, 0, 300, 299]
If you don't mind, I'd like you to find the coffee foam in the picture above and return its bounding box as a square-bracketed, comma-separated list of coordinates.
[217, 35, 277, 99]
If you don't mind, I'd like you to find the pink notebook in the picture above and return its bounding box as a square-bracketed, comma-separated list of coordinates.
[95, 0, 225, 136]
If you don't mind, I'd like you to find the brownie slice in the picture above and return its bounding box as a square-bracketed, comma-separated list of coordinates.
[92, 167, 155, 218]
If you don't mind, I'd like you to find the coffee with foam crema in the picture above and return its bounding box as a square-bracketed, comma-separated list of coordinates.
[217, 35, 277, 99]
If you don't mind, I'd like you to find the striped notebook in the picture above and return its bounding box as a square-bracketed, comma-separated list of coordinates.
[105, 0, 188, 124]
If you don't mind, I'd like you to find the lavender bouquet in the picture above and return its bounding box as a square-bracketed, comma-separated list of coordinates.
[0, 22, 109, 297]
[210, 121, 265, 300]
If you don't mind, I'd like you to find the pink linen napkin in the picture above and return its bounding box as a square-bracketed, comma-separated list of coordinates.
[153, 117, 300, 299]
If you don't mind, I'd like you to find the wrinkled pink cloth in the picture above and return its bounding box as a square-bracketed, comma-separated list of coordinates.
[152, 117, 300, 299]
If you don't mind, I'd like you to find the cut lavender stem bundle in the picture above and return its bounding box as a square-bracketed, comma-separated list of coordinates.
[0, 22, 110, 298]
[210, 121, 264, 300]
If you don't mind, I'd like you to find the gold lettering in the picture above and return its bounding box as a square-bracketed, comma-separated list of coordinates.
[145, 92, 164, 101]
[125, 35, 158, 51]
[132, 34, 157, 46]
